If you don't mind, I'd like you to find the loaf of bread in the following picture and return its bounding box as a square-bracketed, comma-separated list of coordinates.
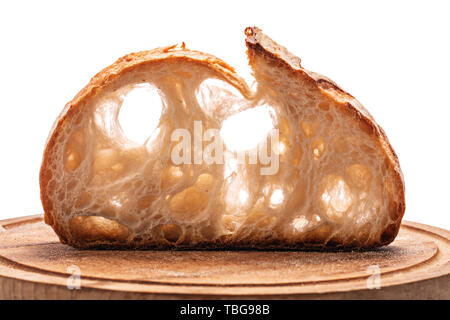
[40, 27, 405, 249]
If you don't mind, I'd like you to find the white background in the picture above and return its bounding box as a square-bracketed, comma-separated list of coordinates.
[0, 0, 449, 229]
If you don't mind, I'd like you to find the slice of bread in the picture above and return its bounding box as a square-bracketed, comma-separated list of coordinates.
[40, 27, 405, 249]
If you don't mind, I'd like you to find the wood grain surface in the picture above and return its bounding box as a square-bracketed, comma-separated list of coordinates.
[0, 215, 448, 299]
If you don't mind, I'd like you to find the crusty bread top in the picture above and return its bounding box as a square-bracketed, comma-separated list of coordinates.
[245, 26, 403, 182]
[40, 27, 405, 249]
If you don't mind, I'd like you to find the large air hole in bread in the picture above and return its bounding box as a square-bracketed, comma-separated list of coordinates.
[118, 83, 163, 145]
[40, 27, 405, 249]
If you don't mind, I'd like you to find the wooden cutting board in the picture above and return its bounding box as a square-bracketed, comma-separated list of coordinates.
[0, 215, 448, 299]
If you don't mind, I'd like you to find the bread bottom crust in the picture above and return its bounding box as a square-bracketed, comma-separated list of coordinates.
[51, 222, 399, 251]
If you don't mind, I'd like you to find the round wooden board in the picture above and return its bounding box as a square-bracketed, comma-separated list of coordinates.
[0, 215, 448, 299]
